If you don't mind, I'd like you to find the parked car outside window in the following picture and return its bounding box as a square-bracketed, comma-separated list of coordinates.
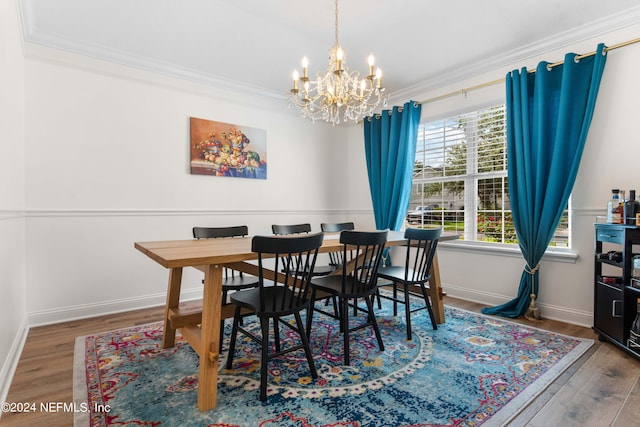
[406, 205, 439, 223]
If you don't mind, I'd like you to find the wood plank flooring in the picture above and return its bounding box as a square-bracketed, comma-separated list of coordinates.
[2, 297, 640, 426]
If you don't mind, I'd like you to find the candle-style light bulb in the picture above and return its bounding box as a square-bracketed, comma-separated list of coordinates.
[368, 54, 375, 76]
[301, 57, 309, 79]
[375, 68, 382, 88]
[334, 47, 344, 74]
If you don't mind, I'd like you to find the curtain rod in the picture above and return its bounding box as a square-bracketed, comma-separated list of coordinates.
[418, 37, 640, 105]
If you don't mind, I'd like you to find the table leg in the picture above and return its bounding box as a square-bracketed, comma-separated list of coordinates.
[429, 253, 446, 324]
[162, 267, 183, 348]
[197, 263, 223, 411]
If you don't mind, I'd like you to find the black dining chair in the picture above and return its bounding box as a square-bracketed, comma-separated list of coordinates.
[320, 222, 355, 312]
[225, 232, 324, 401]
[193, 226, 259, 349]
[306, 230, 388, 366]
[376, 227, 442, 340]
[320, 222, 355, 268]
[272, 223, 335, 276]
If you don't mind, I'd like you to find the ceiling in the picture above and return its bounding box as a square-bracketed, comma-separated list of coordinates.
[18, 0, 640, 103]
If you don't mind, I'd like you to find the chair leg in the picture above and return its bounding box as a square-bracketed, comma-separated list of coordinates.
[341, 297, 351, 366]
[366, 295, 385, 351]
[336, 296, 344, 333]
[226, 307, 241, 369]
[404, 283, 413, 340]
[273, 317, 281, 353]
[392, 282, 399, 316]
[259, 317, 270, 401]
[420, 283, 438, 330]
[306, 289, 317, 336]
[219, 319, 225, 352]
[295, 311, 317, 378]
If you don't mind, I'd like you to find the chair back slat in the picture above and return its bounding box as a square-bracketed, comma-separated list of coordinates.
[193, 225, 249, 239]
[338, 230, 387, 296]
[272, 223, 312, 235]
[252, 233, 324, 313]
[320, 222, 355, 233]
[404, 227, 442, 283]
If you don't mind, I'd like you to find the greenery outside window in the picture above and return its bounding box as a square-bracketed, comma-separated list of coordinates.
[408, 104, 569, 248]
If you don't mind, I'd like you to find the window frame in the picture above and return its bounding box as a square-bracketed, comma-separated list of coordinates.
[409, 103, 572, 253]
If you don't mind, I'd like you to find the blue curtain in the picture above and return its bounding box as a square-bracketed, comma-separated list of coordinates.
[482, 44, 607, 318]
[364, 101, 422, 233]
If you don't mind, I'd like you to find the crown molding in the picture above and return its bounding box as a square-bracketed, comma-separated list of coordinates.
[19, 0, 640, 114]
[389, 5, 640, 105]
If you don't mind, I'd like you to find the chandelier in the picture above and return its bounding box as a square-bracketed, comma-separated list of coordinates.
[288, 0, 388, 125]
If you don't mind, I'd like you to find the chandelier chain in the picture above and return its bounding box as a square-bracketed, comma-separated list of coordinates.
[334, 0, 339, 47]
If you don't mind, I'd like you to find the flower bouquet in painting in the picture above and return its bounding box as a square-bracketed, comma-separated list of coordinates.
[190, 117, 267, 179]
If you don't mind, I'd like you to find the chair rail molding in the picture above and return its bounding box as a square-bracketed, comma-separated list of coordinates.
[0, 209, 25, 220]
[24, 208, 358, 218]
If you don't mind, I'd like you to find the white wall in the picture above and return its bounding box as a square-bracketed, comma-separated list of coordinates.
[0, 0, 27, 405]
[346, 24, 640, 326]
[22, 45, 355, 323]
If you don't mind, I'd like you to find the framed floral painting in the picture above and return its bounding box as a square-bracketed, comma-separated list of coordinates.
[190, 117, 267, 179]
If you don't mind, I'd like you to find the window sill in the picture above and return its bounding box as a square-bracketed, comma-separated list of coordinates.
[438, 240, 578, 264]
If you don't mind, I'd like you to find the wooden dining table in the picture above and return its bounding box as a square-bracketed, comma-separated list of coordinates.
[134, 229, 450, 411]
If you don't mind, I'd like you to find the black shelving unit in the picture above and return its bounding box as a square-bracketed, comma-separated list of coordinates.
[594, 223, 640, 359]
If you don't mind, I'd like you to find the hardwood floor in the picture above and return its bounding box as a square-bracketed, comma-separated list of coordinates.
[2, 297, 640, 426]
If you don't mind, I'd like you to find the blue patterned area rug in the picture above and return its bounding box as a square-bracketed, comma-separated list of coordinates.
[73, 298, 592, 427]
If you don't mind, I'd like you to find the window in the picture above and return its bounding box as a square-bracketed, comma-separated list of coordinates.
[408, 105, 569, 247]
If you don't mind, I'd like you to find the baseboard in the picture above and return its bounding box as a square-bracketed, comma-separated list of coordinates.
[27, 288, 204, 327]
[0, 315, 29, 414]
[444, 284, 593, 328]
[25, 283, 594, 329]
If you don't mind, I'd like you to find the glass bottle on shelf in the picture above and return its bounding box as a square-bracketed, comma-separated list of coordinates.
[630, 298, 640, 348]
[625, 189, 640, 225]
[619, 190, 627, 224]
[633, 255, 640, 280]
[608, 189, 621, 223]
[614, 190, 625, 224]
